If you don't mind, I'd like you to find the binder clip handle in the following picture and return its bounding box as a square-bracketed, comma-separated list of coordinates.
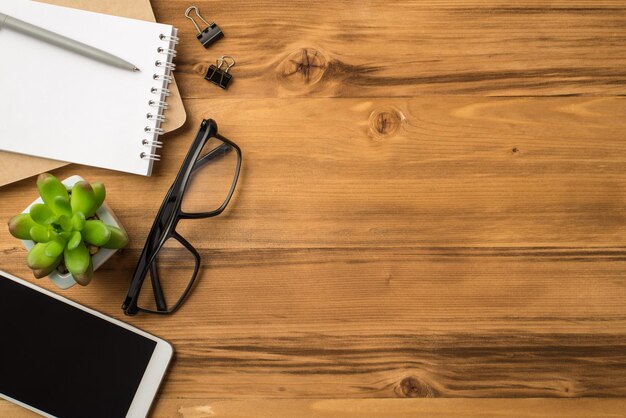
[185, 6, 224, 48]
[185, 6, 210, 34]
[216, 55, 236, 74]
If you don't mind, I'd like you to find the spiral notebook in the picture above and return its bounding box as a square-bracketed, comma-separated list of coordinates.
[0, 0, 180, 176]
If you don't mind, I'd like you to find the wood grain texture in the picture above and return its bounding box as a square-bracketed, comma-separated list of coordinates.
[5, 398, 626, 418]
[1, 0, 626, 416]
[150, 0, 626, 98]
[161, 399, 626, 418]
[3, 98, 626, 399]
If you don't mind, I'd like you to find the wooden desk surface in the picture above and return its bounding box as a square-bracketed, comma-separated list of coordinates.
[2, 0, 626, 416]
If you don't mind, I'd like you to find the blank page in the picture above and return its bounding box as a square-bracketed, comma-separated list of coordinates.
[0, 0, 178, 175]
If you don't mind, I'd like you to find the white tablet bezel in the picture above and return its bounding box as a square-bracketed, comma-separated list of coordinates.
[0, 270, 173, 418]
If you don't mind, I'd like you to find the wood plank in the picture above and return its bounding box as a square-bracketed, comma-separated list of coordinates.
[2, 248, 626, 397]
[150, 0, 626, 97]
[3, 398, 626, 417]
[158, 398, 626, 417]
[3, 96, 625, 249]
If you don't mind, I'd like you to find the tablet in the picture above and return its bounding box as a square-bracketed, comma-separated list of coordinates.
[0, 270, 173, 418]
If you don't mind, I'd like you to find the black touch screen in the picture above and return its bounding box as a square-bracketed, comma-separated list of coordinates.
[0, 274, 157, 418]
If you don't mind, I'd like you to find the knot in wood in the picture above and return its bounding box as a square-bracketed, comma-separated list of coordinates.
[194, 62, 209, 76]
[279, 48, 326, 87]
[369, 107, 403, 140]
[398, 376, 438, 398]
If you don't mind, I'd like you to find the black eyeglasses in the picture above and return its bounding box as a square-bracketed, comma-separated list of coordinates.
[122, 119, 242, 315]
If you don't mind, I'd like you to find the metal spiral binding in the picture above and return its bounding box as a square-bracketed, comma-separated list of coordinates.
[145, 126, 165, 135]
[151, 87, 171, 97]
[142, 32, 178, 162]
[159, 33, 180, 43]
[140, 152, 161, 162]
[157, 46, 177, 57]
[147, 113, 166, 122]
[153, 73, 173, 84]
[142, 139, 164, 149]
[149, 99, 169, 109]
[156, 60, 177, 71]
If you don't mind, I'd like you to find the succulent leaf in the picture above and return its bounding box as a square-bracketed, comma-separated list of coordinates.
[64, 241, 91, 277]
[8, 213, 36, 240]
[71, 212, 86, 231]
[30, 204, 56, 225]
[70, 181, 97, 218]
[29, 224, 52, 243]
[37, 173, 69, 213]
[92, 182, 106, 212]
[101, 225, 129, 249]
[57, 214, 72, 232]
[83, 220, 111, 246]
[67, 231, 82, 251]
[32, 258, 62, 279]
[53, 195, 72, 217]
[44, 238, 66, 258]
[27, 242, 61, 270]
[73, 260, 94, 286]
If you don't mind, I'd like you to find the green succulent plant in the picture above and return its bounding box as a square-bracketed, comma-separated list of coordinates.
[8, 173, 128, 286]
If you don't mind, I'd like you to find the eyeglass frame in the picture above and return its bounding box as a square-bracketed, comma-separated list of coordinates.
[122, 119, 242, 316]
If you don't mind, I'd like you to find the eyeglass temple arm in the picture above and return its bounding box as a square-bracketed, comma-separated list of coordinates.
[192, 138, 233, 173]
[149, 262, 168, 311]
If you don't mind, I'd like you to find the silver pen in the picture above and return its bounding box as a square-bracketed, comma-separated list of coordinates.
[0, 12, 140, 72]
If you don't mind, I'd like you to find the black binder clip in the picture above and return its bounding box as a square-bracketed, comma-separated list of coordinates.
[205, 56, 235, 89]
[185, 6, 223, 48]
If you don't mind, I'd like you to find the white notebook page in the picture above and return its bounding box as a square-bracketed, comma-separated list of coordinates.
[0, 0, 177, 175]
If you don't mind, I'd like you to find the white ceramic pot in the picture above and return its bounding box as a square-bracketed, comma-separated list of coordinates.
[21, 175, 125, 289]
